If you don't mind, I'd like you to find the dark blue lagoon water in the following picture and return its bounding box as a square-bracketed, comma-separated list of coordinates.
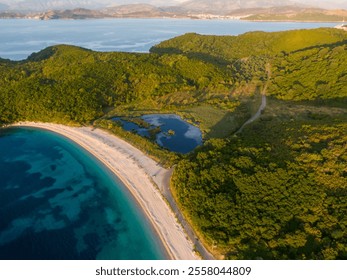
[143, 114, 202, 154]
[0, 127, 166, 260]
[113, 114, 202, 154]
[0, 18, 337, 60]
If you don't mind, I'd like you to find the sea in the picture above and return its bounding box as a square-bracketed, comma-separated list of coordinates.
[0, 127, 165, 260]
[0, 18, 337, 60]
[0, 18, 337, 260]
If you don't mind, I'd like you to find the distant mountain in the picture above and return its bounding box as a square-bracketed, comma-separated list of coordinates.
[29, 5, 171, 20]
[0, 3, 9, 10]
[0, 0, 298, 13]
[2, 0, 105, 11]
[232, 6, 347, 22]
[104, 4, 167, 17]
[1, 0, 346, 21]
[179, 0, 298, 15]
[31, 8, 107, 20]
[0, 0, 181, 12]
[2, 0, 347, 13]
[300, 0, 347, 9]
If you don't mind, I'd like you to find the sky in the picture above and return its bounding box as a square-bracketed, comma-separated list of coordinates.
[301, 0, 347, 9]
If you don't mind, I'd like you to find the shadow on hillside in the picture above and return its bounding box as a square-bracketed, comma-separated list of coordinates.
[150, 46, 231, 66]
[205, 108, 251, 139]
[26, 46, 57, 62]
[283, 96, 347, 110]
[291, 39, 347, 54]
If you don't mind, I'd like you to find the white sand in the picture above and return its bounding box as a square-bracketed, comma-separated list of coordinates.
[13, 122, 198, 260]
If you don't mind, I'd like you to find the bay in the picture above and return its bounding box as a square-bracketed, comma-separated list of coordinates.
[0, 127, 166, 260]
[0, 17, 339, 260]
[0, 18, 337, 60]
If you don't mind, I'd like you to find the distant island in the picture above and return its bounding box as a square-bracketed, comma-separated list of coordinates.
[1, 27, 346, 259]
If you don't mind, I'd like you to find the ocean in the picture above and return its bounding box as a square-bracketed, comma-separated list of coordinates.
[0, 127, 165, 259]
[0, 18, 337, 60]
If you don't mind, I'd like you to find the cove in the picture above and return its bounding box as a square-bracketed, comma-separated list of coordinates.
[0, 127, 166, 260]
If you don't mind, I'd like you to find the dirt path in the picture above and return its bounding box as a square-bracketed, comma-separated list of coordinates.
[235, 64, 270, 134]
[161, 168, 215, 260]
[235, 94, 267, 134]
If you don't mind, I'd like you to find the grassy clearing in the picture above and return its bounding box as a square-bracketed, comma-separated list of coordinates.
[260, 97, 347, 122]
[178, 105, 240, 139]
[102, 92, 262, 140]
[178, 105, 231, 137]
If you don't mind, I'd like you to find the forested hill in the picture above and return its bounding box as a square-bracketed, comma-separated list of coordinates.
[151, 28, 347, 103]
[150, 28, 347, 62]
[0, 45, 232, 124]
[1, 28, 346, 125]
[1, 28, 347, 260]
[172, 110, 347, 260]
[268, 41, 347, 101]
[154, 28, 347, 259]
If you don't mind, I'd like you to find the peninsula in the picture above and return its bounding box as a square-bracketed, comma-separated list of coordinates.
[1, 28, 346, 259]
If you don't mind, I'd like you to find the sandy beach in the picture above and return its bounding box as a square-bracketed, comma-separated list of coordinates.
[13, 122, 198, 260]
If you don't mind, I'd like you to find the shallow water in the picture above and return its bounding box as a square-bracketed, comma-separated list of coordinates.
[0, 127, 165, 260]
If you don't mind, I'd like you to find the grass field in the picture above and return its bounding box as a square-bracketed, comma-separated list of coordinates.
[260, 97, 347, 122]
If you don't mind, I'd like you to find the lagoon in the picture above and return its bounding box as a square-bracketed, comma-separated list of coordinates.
[113, 114, 202, 154]
[0, 127, 166, 260]
[0, 18, 337, 60]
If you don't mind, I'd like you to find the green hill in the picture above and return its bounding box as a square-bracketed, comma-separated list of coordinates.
[269, 42, 347, 102]
[151, 28, 347, 102]
[0, 44, 232, 124]
[150, 28, 347, 62]
[172, 99, 347, 259]
[1, 28, 346, 126]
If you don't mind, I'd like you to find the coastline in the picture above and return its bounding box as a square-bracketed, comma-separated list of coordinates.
[11, 122, 198, 260]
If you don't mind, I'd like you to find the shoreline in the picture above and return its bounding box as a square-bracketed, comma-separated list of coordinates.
[0, 16, 345, 23]
[11, 122, 198, 260]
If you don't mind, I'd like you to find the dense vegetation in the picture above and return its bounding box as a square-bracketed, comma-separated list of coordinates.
[172, 107, 347, 259]
[1, 28, 346, 259]
[268, 42, 347, 102]
[151, 28, 347, 103]
[153, 28, 347, 259]
[0, 45, 233, 124]
[151, 28, 347, 63]
[1, 28, 346, 125]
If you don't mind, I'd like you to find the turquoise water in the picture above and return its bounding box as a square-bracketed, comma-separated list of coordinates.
[0, 127, 166, 260]
[0, 18, 337, 60]
[113, 114, 202, 154]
